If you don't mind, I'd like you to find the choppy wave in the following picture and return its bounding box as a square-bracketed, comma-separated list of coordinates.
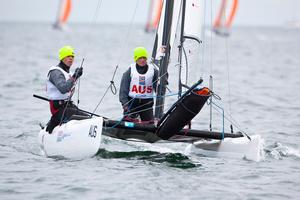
[264, 142, 300, 160]
[1, 23, 300, 199]
[96, 149, 198, 168]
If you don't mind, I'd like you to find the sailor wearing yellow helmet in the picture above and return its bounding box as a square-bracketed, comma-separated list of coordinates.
[119, 47, 158, 123]
[45, 46, 89, 133]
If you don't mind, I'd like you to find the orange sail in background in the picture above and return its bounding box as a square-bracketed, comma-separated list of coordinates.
[53, 0, 72, 29]
[213, 0, 238, 36]
[145, 0, 163, 32]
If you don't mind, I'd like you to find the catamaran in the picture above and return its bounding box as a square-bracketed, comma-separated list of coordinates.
[38, 0, 262, 161]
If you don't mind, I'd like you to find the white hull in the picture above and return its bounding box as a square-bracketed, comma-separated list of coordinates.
[38, 117, 103, 159]
[186, 135, 263, 161]
[38, 116, 262, 161]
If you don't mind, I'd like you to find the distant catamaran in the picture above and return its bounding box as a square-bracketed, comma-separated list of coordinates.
[53, 0, 72, 29]
[145, 0, 163, 32]
[213, 0, 238, 36]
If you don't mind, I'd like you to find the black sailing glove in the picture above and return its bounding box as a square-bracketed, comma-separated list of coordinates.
[72, 67, 83, 80]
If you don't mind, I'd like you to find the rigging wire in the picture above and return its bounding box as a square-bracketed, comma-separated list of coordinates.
[76, 58, 85, 107]
[210, 101, 251, 140]
[225, 28, 234, 133]
[68, 0, 104, 112]
[220, 1, 234, 133]
[91, 66, 118, 115]
[209, 0, 214, 131]
[81, 0, 104, 59]
[115, 0, 140, 66]
[89, 0, 141, 115]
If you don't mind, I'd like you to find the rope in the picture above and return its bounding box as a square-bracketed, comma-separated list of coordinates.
[110, 65, 118, 95]
[91, 66, 118, 115]
[123, 91, 179, 117]
[89, 0, 141, 116]
[81, 0, 104, 59]
[224, 24, 234, 132]
[115, 0, 140, 66]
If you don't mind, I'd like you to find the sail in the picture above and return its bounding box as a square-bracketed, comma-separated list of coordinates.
[152, 0, 182, 60]
[152, 0, 205, 118]
[184, 0, 203, 42]
[53, 0, 72, 29]
[181, 0, 205, 87]
[145, 0, 163, 32]
[213, 0, 238, 36]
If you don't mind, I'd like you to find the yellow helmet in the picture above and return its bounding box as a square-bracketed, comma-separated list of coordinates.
[133, 47, 148, 62]
[59, 46, 75, 60]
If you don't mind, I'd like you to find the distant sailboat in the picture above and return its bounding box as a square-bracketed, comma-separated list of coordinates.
[145, 0, 163, 32]
[53, 0, 72, 29]
[213, 0, 238, 36]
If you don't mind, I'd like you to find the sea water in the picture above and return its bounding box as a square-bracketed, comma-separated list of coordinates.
[0, 22, 299, 200]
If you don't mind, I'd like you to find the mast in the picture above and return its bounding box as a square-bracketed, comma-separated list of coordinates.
[178, 0, 186, 98]
[154, 0, 175, 119]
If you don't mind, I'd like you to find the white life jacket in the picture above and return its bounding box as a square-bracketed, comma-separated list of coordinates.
[129, 63, 154, 99]
[46, 66, 73, 100]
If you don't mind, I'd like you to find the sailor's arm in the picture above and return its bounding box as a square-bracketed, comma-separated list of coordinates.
[153, 68, 159, 92]
[119, 68, 131, 106]
[48, 69, 75, 94]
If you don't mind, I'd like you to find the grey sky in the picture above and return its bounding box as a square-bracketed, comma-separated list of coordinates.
[0, 0, 299, 26]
